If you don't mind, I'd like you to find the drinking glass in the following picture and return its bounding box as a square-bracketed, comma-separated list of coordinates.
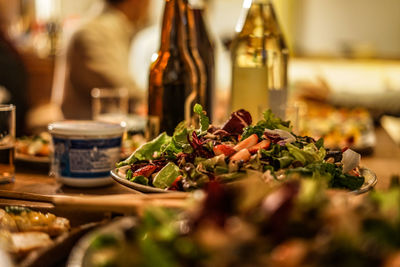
[91, 87, 129, 123]
[0, 105, 15, 183]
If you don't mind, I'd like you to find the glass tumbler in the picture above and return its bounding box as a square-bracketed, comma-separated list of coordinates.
[91, 87, 129, 123]
[0, 105, 15, 183]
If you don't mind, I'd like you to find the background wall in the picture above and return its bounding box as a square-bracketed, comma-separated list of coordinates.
[293, 0, 400, 58]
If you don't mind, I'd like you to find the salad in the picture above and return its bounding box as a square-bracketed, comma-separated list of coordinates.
[116, 104, 365, 192]
[74, 178, 400, 267]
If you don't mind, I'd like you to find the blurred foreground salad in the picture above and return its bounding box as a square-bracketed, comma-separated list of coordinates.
[81, 178, 400, 267]
[116, 105, 365, 191]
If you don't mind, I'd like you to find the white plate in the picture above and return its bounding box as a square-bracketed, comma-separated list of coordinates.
[68, 217, 136, 267]
[353, 167, 378, 194]
[15, 153, 50, 163]
[111, 167, 377, 194]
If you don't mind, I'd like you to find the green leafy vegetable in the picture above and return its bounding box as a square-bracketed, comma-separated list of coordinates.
[286, 143, 325, 166]
[126, 169, 133, 180]
[131, 175, 149, 186]
[286, 162, 364, 191]
[262, 109, 291, 131]
[315, 138, 324, 149]
[161, 122, 193, 159]
[117, 133, 171, 167]
[241, 125, 265, 140]
[197, 155, 226, 172]
[5, 206, 31, 214]
[153, 162, 181, 189]
[331, 174, 365, 191]
[193, 104, 210, 134]
[241, 109, 291, 140]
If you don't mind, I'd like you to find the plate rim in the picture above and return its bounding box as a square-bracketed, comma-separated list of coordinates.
[15, 152, 50, 163]
[111, 166, 377, 194]
[352, 166, 378, 194]
[67, 217, 136, 267]
[110, 169, 177, 193]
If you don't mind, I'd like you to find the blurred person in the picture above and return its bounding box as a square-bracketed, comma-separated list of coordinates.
[0, 1, 28, 136]
[62, 0, 150, 120]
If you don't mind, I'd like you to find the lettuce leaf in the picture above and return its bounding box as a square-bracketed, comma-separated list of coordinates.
[286, 143, 326, 166]
[161, 121, 193, 159]
[241, 109, 292, 140]
[263, 109, 291, 131]
[194, 104, 209, 135]
[286, 162, 364, 191]
[153, 162, 181, 189]
[117, 133, 171, 167]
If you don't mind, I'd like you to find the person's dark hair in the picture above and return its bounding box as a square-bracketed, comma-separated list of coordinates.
[106, 0, 126, 5]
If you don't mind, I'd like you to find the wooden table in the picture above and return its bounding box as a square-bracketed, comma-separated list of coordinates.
[0, 160, 137, 219]
[0, 127, 399, 208]
[361, 127, 400, 190]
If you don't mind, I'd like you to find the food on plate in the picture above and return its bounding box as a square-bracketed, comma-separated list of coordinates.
[116, 104, 366, 192]
[16, 130, 146, 160]
[16, 132, 51, 157]
[7, 232, 53, 255]
[0, 207, 70, 256]
[74, 178, 400, 267]
[4, 206, 70, 236]
[296, 101, 375, 151]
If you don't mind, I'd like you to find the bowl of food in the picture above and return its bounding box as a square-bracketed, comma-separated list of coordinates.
[113, 104, 375, 193]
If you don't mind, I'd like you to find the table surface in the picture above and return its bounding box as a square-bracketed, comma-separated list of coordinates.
[0, 127, 399, 207]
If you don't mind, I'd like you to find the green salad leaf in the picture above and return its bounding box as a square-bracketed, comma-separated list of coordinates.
[263, 109, 291, 131]
[286, 162, 364, 191]
[131, 175, 149, 186]
[194, 104, 210, 135]
[241, 125, 265, 140]
[331, 174, 365, 191]
[117, 133, 171, 168]
[286, 143, 326, 166]
[161, 122, 193, 159]
[241, 109, 292, 140]
[153, 162, 181, 189]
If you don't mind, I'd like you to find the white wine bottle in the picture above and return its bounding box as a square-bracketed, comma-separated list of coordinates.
[231, 0, 288, 120]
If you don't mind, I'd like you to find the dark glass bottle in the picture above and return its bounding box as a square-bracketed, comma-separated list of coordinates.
[148, 0, 199, 137]
[189, 0, 215, 121]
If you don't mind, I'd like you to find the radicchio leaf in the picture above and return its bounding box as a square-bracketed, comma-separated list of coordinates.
[222, 109, 252, 136]
[208, 126, 230, 138]
[264, 129, 296, 145]
[188, 131, 213, 158]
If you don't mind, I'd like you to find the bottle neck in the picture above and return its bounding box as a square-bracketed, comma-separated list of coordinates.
[159, 0, 178, 52]
[159, 0, 191, 52]
[236, 0, 281, 37]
